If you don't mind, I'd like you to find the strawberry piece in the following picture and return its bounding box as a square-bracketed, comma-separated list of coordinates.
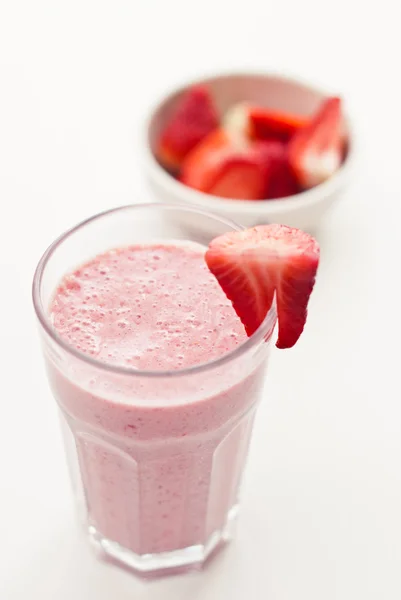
[257, 141, 300, 199]
[180, 128, 236, 192]
[288, 96, 343, 189]
[249, 107, 309, 142]
[208, 155, 269, 200]
[180, 133, 299, 200]
[224, 103, 309, 142]
[180, 128, 271, 199]
[157, 85, 219, 172]
[205, 225, 320, 349]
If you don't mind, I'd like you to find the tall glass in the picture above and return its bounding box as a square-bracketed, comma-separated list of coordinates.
[32, 204, 276, 576]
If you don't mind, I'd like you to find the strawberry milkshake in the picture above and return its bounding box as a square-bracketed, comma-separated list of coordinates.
[33, 204, 318, 576]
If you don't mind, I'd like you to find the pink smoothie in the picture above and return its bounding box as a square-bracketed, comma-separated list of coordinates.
[46, 242, 270, 559]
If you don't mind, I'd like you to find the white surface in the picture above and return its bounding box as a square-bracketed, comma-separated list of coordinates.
[0, 1, 398, 599]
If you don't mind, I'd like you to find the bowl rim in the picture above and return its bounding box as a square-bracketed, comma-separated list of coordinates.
[141, 69, 355, 215]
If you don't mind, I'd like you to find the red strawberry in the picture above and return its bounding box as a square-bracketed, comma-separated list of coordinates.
[257, 141, 300, 199]
[205, 224, 320, 349]
[249, 107, 309, 142]
[223, 103, 309, 142]
[208, 154, 269, 200]
[289, 96, 343, 189]
[157, 85, 219, 172]
[180, 128, 236, 192]
[180, 129, 270, 199]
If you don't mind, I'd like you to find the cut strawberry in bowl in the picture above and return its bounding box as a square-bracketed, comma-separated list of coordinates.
[205, 224, 320, 349]
[180, 128, 271, 200]
[179, 128, 238, 193]
[156, 85, 219, 172]
[256, 140, 300, 199]
[289, 96, 343, 189]
[208, 154, 269, 200]
[249, 107, 309, 142]
[181, 136, 300, 201]
[224, 103, 309, 142]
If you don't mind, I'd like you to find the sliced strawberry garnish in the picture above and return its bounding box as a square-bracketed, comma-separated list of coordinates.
[288, 96, 343, 189]
[157, 85, 219, 172]
[248, 107, 309, 142]
[205, 224, 319, 349]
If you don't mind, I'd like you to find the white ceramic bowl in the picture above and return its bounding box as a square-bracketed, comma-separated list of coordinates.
[143, 71, 355, 232]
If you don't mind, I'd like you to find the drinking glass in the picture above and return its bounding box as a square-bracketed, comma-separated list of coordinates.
[32, 203, 276, 576]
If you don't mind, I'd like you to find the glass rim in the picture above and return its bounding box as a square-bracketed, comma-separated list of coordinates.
[32, 203, 276, 378]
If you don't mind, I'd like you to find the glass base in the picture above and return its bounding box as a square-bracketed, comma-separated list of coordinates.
[88, 504, 239, 577]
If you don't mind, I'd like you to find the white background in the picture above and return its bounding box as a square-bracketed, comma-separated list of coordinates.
[0, 1, 399, 599]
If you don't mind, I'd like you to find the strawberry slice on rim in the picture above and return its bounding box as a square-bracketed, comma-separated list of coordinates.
[205, 224, 320, 349]
[157, 85, 219, 172]
[289, 96, 344, 189]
